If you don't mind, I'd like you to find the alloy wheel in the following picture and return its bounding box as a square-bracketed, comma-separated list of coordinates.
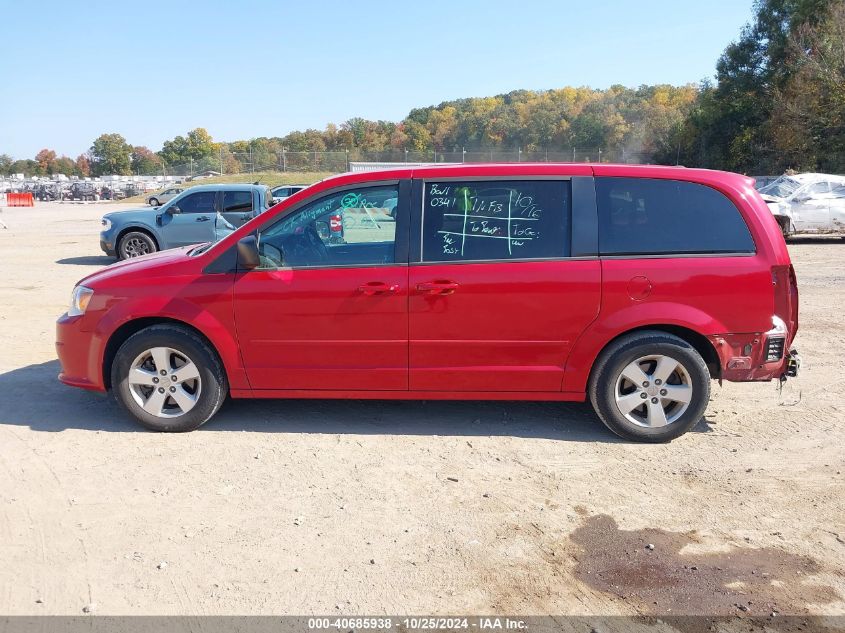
[122, 237, 151, 258]
[613, 354, 693, 427]
[127, 347, 202, 418]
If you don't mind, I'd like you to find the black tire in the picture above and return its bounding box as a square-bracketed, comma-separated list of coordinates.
[118, 231, 157, 260]
[149, 198, 159, 206]
[111, 324, 227, 432]
[588, 331, 711, 443]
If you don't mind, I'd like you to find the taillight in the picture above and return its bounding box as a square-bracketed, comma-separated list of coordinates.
[330, 214, 343, 232]
[789, 264, 799, 334]
[772, 264, 799, 340]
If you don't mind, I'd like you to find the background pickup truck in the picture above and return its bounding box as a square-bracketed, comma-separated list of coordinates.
[99, 184, 274, 259]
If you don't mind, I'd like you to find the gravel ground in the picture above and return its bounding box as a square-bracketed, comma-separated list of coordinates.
[0, 201, 843, 619]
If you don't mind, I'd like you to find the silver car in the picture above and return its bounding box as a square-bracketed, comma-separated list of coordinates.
[270, 184, 307, 202]
[146, 187, 185, 207]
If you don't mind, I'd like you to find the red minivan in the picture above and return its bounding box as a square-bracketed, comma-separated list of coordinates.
[56, 164, 799, 442]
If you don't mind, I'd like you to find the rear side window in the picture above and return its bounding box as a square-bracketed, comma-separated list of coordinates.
[596, 177, 755, 255]
[422, 180, 570, 262]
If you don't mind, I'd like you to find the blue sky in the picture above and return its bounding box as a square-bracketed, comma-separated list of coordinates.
[0, 0, 754, 159]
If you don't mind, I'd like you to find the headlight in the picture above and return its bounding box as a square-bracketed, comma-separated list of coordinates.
[101, 218, 112, 231]
[68, 286, 94, 317]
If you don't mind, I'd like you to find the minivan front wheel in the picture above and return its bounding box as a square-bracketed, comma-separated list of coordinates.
[589, 331, 710, 442]
[111, 325, 227, 432]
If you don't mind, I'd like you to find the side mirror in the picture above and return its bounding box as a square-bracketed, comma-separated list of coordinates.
[236, 236, 260, 270]
[167, 205, 181, 215]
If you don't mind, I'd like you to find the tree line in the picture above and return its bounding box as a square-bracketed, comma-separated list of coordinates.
[1, 0, 841, 178]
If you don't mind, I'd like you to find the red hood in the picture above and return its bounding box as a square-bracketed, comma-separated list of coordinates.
[77, 246, 198, 288]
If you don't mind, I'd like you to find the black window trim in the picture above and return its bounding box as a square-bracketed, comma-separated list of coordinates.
[411, 175, 593, 265]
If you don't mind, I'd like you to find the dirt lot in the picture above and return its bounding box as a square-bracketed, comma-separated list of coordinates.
[0, 201, 843, 619]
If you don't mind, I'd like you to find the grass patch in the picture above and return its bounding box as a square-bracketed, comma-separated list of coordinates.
[116, 172, 335, 204]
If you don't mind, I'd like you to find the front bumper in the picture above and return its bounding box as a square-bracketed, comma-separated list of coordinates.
[99, 231, 116, 257]
[56, 313, 106, 391]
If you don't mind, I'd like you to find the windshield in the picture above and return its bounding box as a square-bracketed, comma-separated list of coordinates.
[758, 177, 801, 198]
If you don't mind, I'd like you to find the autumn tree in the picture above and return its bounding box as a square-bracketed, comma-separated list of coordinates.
[35, 149, 57, 174]
[75, 154, 91, 177]
[131, 146, 163, 175]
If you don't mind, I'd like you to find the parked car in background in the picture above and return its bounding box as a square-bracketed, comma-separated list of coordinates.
[100, 184, 273, 259]
[60, 164, 799, 442]
[270, 184, 307, 201]
[146, 187, 184, 207]
[758, 173, 845, 237]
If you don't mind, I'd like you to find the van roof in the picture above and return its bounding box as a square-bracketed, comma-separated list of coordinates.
[315, 162, 754, 188]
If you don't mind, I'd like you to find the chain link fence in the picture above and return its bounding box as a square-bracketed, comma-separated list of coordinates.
[150, 148, 652, 178]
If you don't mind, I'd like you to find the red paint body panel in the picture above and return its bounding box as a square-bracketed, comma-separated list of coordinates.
[228, 388, 584, 401]
[232, 266, 408, 390]
[561, 255, 775, 392]
[56, 164, 799, 405]
[409, 260, 600, 391]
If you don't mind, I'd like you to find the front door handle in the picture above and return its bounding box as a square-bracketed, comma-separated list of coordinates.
[416, 280, 459, 295]
[358, 282, 399, 296]
[195, 216, 211, 222]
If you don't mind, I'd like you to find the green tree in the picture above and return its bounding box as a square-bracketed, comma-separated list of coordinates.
[160, 127, 216, 166]
[90, 133, 132, 175]
[53, 156, 77, 176]
[679, 0, 834, 172]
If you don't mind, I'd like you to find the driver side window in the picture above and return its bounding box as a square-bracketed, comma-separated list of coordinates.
[257, 185, 399, 269]
[177, 191, 216, 214]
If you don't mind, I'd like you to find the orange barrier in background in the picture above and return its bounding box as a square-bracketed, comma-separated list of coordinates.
[6, 192, 34, 207]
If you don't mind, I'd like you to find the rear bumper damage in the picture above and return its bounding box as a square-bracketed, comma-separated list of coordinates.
[708, 317, 798, 382]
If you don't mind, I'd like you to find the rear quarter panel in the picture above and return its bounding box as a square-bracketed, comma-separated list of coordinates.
[562, 166, 786, 393]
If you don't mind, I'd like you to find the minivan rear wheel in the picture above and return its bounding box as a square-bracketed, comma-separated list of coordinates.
[111, 325, 227, 432]
[589, 331, 710, 442]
